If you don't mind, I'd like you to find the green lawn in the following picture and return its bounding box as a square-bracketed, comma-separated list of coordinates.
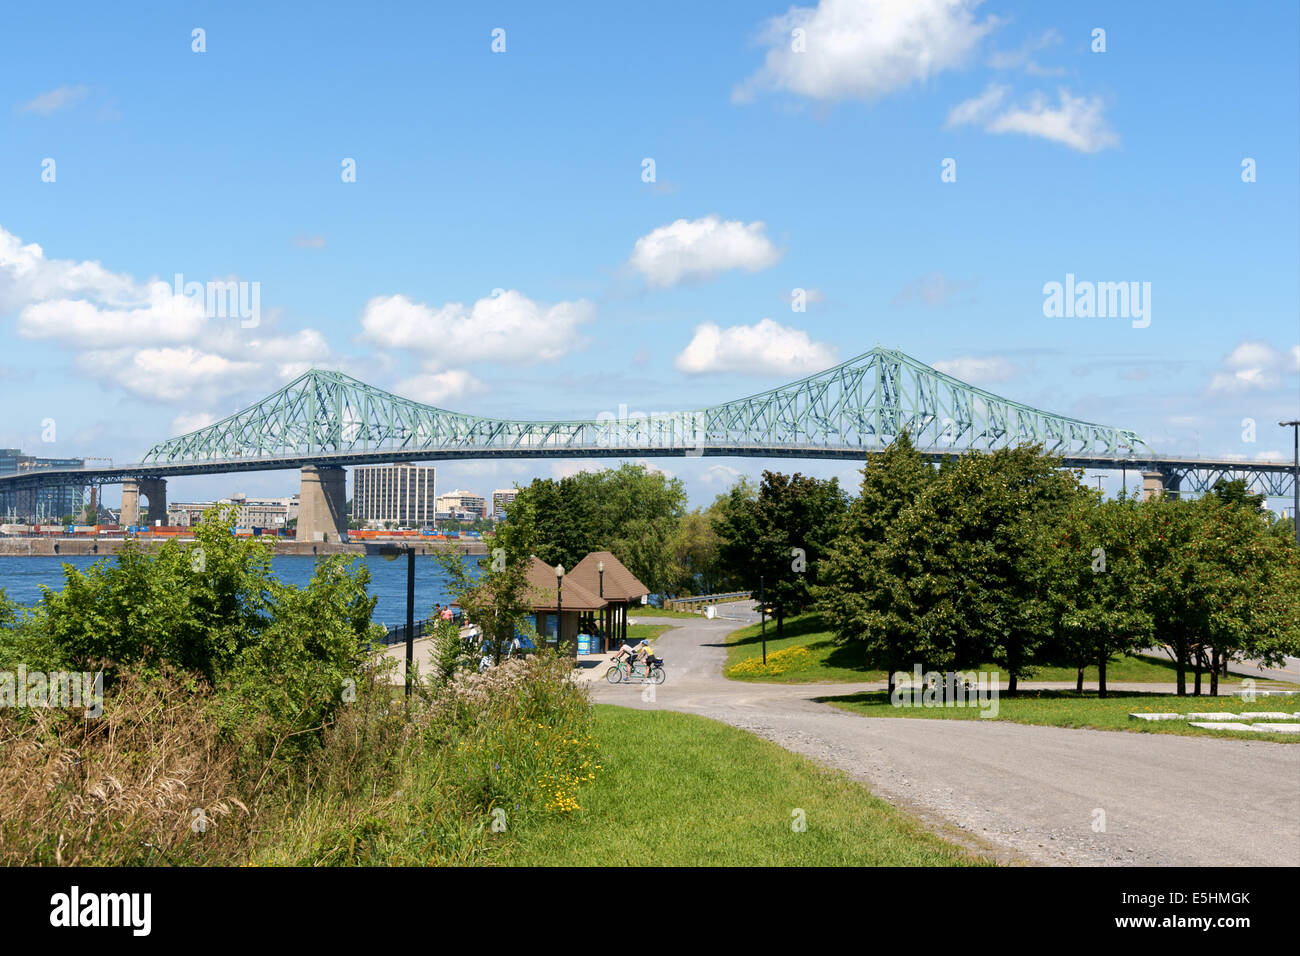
[723, 612, 1253, 687]
[625, 623, 671, 644]
[630, 607, 701, 619]
[505, 705, 993, 865]
[823, 689, 1300, 743]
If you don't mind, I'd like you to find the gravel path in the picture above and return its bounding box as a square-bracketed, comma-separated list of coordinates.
[587, 615, 1300, 867]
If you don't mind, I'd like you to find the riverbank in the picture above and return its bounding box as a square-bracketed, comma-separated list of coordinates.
[0, 537, 490, 557]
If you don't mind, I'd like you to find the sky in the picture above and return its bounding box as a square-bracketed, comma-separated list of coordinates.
[1, 0, 1297, 510]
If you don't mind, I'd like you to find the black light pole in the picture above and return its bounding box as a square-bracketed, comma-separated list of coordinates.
[1283, 420, 1300, 548]
[759, 575, 766, 666]
[597, 559, 605, 652]
[555, 563, 565, 655]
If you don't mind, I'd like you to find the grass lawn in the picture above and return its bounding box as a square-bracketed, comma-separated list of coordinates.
[625, 623, 671, 644]
[723, 612, 1256, 687]
[506, 705, 993, 866]
[823, 689, 1300, 743]
[630, 607, 701, 619]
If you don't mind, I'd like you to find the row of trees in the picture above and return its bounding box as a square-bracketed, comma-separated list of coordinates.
[705, 435, 1300, 696]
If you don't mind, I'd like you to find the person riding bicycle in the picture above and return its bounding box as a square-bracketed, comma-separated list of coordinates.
[613, 640, 649, 671]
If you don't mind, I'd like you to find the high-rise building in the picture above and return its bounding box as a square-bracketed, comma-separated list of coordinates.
[0, 449, 86, 522]
[353, 463, 437, 526]
[492, 488, 518, 520]
[436, 489, 487, 520]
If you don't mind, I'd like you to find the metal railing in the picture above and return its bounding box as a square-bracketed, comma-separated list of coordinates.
[663, 591, 751, 612]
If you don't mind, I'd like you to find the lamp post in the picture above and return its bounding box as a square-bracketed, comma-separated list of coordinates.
[555, 563, 565, 655]
[597, 559, 606, 652]
[1282, 420, 1300, 547]
[598, 559, 604, 598]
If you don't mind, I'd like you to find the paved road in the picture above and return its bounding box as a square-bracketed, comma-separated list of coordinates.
[588, 615, 1300, 867]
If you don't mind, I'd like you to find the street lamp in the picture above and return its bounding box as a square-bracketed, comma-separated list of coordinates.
[597, 559, 604, 598]
[1282, 420, 1300, 548]
[555, 563, 565, 654]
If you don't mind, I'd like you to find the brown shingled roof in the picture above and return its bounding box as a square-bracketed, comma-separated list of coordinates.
[525, 556, 606, 611]
[568, 551, 649, 602]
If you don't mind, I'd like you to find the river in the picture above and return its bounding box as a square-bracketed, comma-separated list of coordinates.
[0, 554, 472, 630]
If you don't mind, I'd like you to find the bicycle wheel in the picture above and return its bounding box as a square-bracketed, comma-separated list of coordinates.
[651, 665, 666, 685]
[605, 665, 624, 684]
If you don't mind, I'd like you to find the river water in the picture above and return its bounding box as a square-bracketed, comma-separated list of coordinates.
[0, 554, 471, 630]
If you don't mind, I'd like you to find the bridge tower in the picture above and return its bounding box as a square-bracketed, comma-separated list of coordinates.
[296, 465, 348, 542]
[120, 477, 167, 526]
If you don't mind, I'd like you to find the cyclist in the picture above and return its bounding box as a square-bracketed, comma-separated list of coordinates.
[613, 640, 648, 673]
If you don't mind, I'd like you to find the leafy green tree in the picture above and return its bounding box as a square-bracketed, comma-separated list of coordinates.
[714, 471, 846, 635]
[885, 446, 1083, 692]
[1035, 493, 1153, 697]
[814, 432, 933, 693]
[671, 507, 722, 595]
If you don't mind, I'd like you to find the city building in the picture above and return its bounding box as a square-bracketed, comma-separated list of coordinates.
[492, 488, 519, 520]
[168, 494, 299, 529]
[0, 449, 87, 522]
[353, 462, 437, 527]
[436, 489, 487, 520]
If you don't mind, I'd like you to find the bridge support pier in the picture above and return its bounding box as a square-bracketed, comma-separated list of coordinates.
[120, 478, 167, 526]
[296, 466, 348, 542]
[1141, 470, 1182, 502]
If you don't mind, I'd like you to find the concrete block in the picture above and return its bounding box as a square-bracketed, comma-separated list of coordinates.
[1237, 712, 1293, 720]
[1249, 723, 1300, 734]
[1129, 713, 1185, 721]
[1185, 713, 1237, 720]
[1188, 722, 1254, 731]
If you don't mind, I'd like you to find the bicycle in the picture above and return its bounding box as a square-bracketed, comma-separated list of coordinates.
[605, 655, 666, 685]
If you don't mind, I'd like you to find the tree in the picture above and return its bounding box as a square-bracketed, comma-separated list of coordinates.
[883, 446, 1083, 692]
[714, 471, 846, 636]
[1035, 492, 1152, 697]
[814, 432, 933, 693]
[671, 507, 722, 595]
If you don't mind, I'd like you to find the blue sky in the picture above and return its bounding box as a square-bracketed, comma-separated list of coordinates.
[1, 0, 1297, 509]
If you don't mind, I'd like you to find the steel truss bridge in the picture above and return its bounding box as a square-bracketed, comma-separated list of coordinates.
[1, 347, 1295, 499]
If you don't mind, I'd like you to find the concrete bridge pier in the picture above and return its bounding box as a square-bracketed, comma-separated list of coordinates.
[120, 477, 167, 526]
[1141, 470, 1182, 501]
[296, 465, 348, 542]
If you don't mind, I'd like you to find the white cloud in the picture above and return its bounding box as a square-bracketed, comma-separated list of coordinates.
[675, 319, 838, 375]
[734, 0, 997, 103]
[360, 289, 594, 366]
[950, 87, 1119, 153]
[77, 347, 261, 402]
[171, 411, 220, 434]
[2, 224, 336, 404]
[17, 85, 88, 115]
[628, 216, 781, 288]
[17, 281, 207, 347]
[945, 83, 1007, 127]
[987, 29, 1064, 76]
[699, 463, 743, 486]
[931, 355, 1019, 384]
[1207, 340, 1300, 394]
[393, 369, 486, 406]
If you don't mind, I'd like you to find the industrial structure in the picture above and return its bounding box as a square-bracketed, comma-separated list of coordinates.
[1, 346, 1294, 543]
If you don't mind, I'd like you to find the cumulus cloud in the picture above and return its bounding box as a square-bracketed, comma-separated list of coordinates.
[628, 216, 781, 288]
[733, 0, 997, 103]
[931, 355, 1019, 385]
[171, 411, 220, 435]
[360, 289, 594, 366]
[675, 319, 838, 375]
[1, 223, 336, 404]
[17, 85, 88, 115]
[949, 85, 1119, 152]
[392, 369, 486, 406]
[1207, 340, 1300, 394]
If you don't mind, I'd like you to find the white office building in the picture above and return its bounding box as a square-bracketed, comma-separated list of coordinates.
[353, 463, 437, 527]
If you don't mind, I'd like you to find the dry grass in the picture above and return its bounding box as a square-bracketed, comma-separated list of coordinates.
[0, 669, 250, 865]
